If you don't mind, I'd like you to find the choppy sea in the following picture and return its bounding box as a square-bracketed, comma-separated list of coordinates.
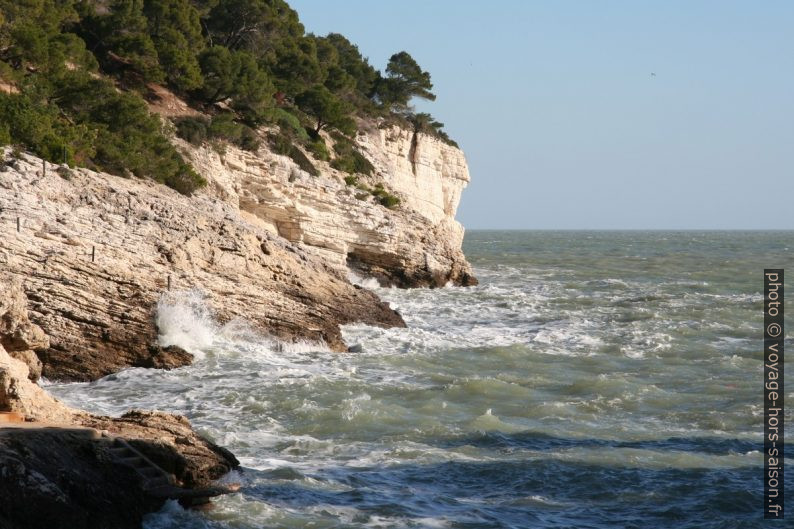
[48, 231, 793, 528]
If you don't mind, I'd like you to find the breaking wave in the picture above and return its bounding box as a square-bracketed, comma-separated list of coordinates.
[46, 231, 794, 528]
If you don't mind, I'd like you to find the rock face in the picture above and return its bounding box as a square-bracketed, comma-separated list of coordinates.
[180, 120, 477, 288]
[0, 276, 239, 529]
[0, 427, 158, 529]
[0, 277, 74, 423]
[0, 151, 404, 381]
[0, 277, 48, 381]
[78, 410, 238, 488]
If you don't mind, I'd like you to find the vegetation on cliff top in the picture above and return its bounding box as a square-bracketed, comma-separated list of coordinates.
[0, 0, 454, 195]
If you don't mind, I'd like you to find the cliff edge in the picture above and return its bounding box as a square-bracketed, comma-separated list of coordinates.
[180, 119, 477, 288]
[0, 150, 404, 382]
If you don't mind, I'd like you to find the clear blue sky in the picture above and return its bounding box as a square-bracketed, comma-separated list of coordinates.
[290, 0, 794, 229]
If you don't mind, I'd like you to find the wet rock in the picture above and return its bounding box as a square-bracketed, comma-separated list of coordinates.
[0, 279, 240, 529]
[0, 428, 155, 529]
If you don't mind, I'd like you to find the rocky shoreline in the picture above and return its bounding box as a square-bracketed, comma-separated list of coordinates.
[1, 150, 405, 381]
[0, 117, 475, 527]
[0, 277, 237, 528]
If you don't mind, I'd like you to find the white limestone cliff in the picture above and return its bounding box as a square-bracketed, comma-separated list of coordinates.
[0, 150, 403, 381]
[180, 120, 477, 288]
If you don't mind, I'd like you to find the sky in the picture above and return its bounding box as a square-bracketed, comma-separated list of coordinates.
[290, 1, 794, 229]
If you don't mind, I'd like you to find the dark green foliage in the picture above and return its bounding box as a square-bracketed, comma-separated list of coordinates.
[321, 33, 378, 96]
[264, 107, 309, 141]
[307, 137, 329, 161]
[0, 0, 95, 73]
[374, 51, 435, 108]
[378, 193, 400, 209]
[77, 0, 165, 86]
[0, 70, 204, 193]
[204, 0, 302, 51]
[295, 84, 355, 135]
[409, 112, 458, 147]
[0, 89, 95, 165]
[208, 112, 260, 150]
[0, 0, 457, 193]
[266, 37, 323, 96]
[196, 46, 274, 122]
[0, 122, 11, 146]
[370, 183, 400, 209]
[142, 0, 205, 90]
[268, 131, 317, 176]
[52, 72, 204, 192]
[174, 113, 260, 151]
[174, 115, 209, 145]
[343, 177, 400, 209]
[330, 134, 373, 176]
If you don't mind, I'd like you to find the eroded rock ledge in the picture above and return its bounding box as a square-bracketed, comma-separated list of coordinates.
[180, 120, 477, 288]
[0, 277, 238, 529]
[0, 150, 404, 382]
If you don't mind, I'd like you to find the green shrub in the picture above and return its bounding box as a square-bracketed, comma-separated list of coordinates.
[0, 73, 206, 194]
[174, 113, 259, 152]
[344, 175, 358, 186]
[264, 107, 310, 142]
[330, 133, 374, 176]
[329, 156, 353, 174]
[174, 116, 209, 145]
[269, 131, 293, 156]
[378, 194, 400, 208]
[0, 90, 95, 166]
[207, 112, 240, 140]
[237, 126, 260, 151]
[268, 132, 318, 176]
[368, 183, 400, 209]
[0, 122, 12, 147]
[307, 137, 329, 161]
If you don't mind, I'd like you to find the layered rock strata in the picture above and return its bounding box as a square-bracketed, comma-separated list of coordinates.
[0, 276, 238, 529]
[0, 151, 404, 381]
[180, 121, 477, 288]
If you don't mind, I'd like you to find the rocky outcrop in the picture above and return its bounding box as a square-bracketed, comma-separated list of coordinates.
[0, 277, 48, 381]
[0, 150, 404, 381]
[0, 407, 240, 529]
[180, 120, 477, 288]
[0, 277, 74, 422]
[0, 276, 239, 529]
[77, 409, 238, 489]
[0, 426, 158, 529]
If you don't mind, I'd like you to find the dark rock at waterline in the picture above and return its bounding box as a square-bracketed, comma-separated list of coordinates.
[347, 250, 478, 288]
[0, 411, 240, 529]
[0, 428, 155, 529]
[78, 410, 240, 488]
[0, 278, 240, 529]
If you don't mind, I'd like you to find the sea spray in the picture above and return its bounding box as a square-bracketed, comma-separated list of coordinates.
[46, 231, 794, 529]
[155, 290, 328, 360]
[155, 290, 218, 359]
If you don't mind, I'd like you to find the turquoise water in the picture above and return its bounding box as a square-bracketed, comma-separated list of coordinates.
[49, 231, 793, 528]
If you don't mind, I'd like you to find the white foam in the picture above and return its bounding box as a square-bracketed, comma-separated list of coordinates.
[347, 269, 381, 290]
[156, 290, 217, 359]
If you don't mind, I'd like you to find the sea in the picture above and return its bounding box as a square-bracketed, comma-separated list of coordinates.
[48, 230, 793, 528]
